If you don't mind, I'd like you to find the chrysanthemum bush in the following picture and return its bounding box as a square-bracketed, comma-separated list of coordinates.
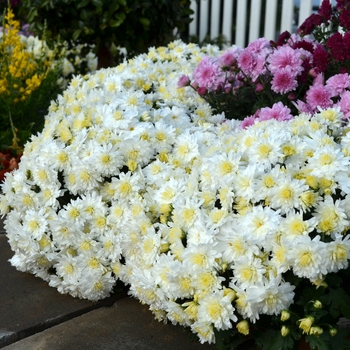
[1, 37, 350, 349]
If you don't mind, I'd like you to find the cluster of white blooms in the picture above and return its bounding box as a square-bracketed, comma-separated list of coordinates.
[1, 40, 350, 345]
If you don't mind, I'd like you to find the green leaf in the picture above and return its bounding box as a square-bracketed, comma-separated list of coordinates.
[138, 17, 150, 28]
[91, 0, 103, 7]
[77, 0, 90, 9]
[109, 12, 126, 27]
[323, 288, 350, 319]
[72, 29, 82, 41]
[80, 9, 88, 20]
[27, 8, 38, 22]
[305, 335, 329, 350]
[255, 329, 275, 350]
[117, 0, 127, 5]
[269, 332, 294, 350]
[328, 328, 350, 350]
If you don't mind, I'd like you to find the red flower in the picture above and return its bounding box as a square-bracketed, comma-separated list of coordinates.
[326, 32, 346, 61]
[274, 31, 291, 47]
[339, 8, 350, 30]
[318, 0, 332, 21]
[313, 44, 330, 72]
[298, 14, 323, 36]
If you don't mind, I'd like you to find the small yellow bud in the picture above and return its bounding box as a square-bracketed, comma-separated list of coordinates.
[160, 242, 170, 253]
[281, 325, 290, 337]
[223, 287, 236, 302]
[329, 328, 338, 337]
[281, 310, 291, 322]
[313, 300, 322, 309]
[312, 276, 328, 289]
[236, 320, 249, 336]
[309, 326, 323, 336]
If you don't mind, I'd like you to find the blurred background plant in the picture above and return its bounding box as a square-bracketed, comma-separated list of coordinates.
[19, 0, 194, 68]
[0, 6, 63, 154]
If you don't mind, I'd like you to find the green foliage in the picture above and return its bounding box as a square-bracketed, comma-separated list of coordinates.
[20, 0, 194, 66]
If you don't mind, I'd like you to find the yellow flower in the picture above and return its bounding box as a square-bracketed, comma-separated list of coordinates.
[298, 316, 315, 334]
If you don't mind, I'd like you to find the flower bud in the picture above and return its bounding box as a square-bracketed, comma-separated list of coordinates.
[298, 316, 315, 334]
[255, 83, 264, 92]
[281, 325, 290, 337]
[313, 300, 322, 309]
[197, 87, 207, 95]
[329, 328, 338, 337]
[281, 310, 291, 322]
[236, 320, 249, 335]
[177, 74, 190, 88]
[223, 287, 236, 302]
[309, 326, 323, 336]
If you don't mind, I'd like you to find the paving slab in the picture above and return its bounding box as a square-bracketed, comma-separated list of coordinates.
[1, 297, 217, 350]
[0, 216, 5, 234]
[0, 234, 127, 348]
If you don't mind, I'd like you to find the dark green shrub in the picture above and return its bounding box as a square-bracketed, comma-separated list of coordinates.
[20, 0, 194, 67]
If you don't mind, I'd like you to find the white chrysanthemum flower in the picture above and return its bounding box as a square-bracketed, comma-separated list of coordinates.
[172, 196, 203, 230]
[173, 132, 200, 164]
[237, 205, 281, 245]
[314, 107, 343, 131]
[231, 255, 267, 290]
[90, 143, 123, 176]
[246, 134, 284, 170]
[154, 177, 185, 205]
[197, 290, 237, 330]
[182, 243, 221, 271]
[246, 274, 295, 316]
[216, 223, 260, 264]
[313, 196, 348, 235]
[307, 145, 349, 178]
[323, 234, 350, 273]
[280, 212, 317, 242]
[288, 236, 328, 282]
[191, 320, 215, 344]
[165, 300, 191, 326]
[233, 164, 260, 201]
[270, 176, 308, 214]
[210, 150, 242, 184]
[22, 208, 49, 239]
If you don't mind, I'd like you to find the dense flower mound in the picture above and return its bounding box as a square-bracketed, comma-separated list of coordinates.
[1, 40, 350, 345]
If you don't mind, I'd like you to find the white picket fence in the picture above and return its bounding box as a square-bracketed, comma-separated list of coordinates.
[189, 0, 336, 47]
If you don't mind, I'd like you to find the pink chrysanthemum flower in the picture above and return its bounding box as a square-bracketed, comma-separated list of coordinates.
[292, 100, 314, 114]
[237, 50, 255, 75]
[267, 46, 304, 76]
[238, 50, 266, 82]
[306, 84, 333, 110]
[258, 102, 293, 121]
[240, 115, 257, 129]
[336, 91, 350, 119]
[246, 37, 271, 55]
[193, 56, 222, 91]
[326, 73, 350, 96]
[219, 47, 242, 67]
[271, 68, 298, 94]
